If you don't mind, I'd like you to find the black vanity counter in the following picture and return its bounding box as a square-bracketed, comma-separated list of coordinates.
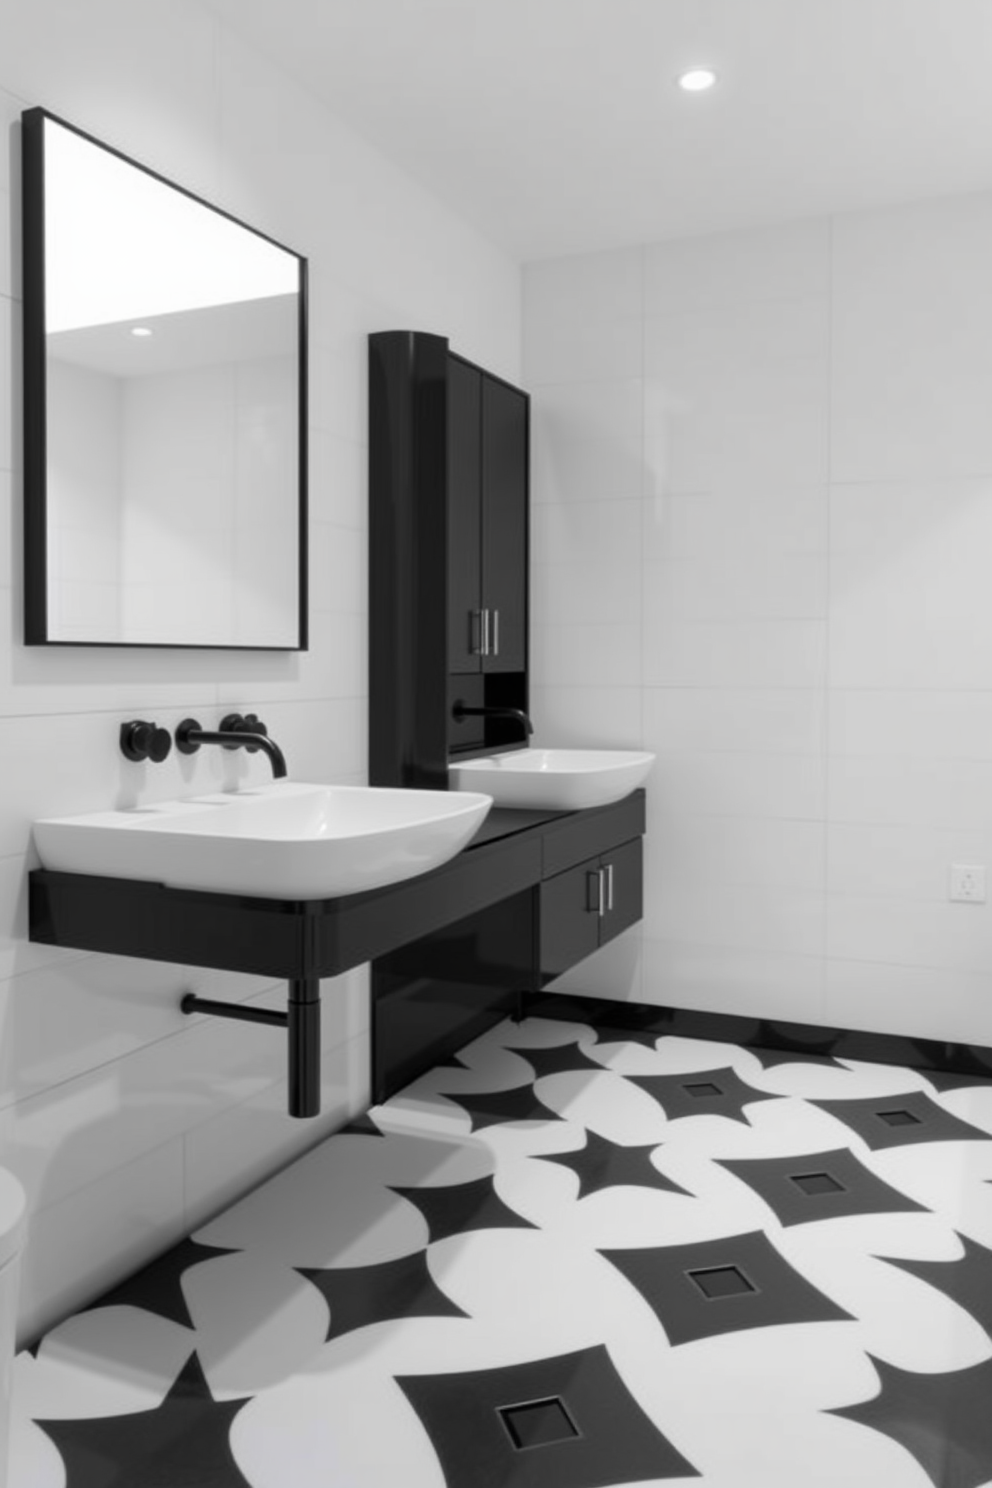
[29, 789, 645, 984]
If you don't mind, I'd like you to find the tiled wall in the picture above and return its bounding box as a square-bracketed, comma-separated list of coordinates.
[0, 0, 519, 1341]
[525, 197, 992, 1052]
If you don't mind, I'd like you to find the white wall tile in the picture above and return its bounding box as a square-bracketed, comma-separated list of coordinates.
[524, 313, 641, 387]
[825, 957, 992, 1046]
[212, 609, 366, 707]
[643, 619, 826, 689]
[532, 557, 642, 628]
[643, 218, 830, 315]
[644, 297, 829, 376]
[530, 685, 642, 749]
[828, 822, 992, 902]
[183, 1030, 369, 1233]
[828, 756, 992, 831]
[828, 689, 992, 760]
[16, 1137, 186, 1347]
[644, 553, 827, 623]
[531, 623, 641, 689]
[647, 750, 826, 823]
[531, 380, 644, 503]
[308, 430, 366, 530]
[0, 972, 365, 1218]
[309, 521, 366, 615]
[826, 895, 992, 975]
[531, 497, 642, 567]
[524, 247, 643, 326]
[831, 195, 992, 483]
[0, 471, 10, 590]
[651, 815, 826, 895]
[651, 881, 825, 959]
[641, 937, 825, 1023]
[0, 295, 10, 472]
[644, 487, 828, 561]
[829, 478, 992, 688]
[0, 955, 205, 1110]
[645, 355, 829, 494]
[644, 687, 825, 756]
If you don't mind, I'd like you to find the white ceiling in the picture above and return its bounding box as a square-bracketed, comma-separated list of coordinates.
[201, 0, 992, 261]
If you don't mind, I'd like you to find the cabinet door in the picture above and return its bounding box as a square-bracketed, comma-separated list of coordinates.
[539, 854, 602, 982]
[447, 357, 483, 674]
[599, 837, 643, 947]
[481, 376, 527, 673]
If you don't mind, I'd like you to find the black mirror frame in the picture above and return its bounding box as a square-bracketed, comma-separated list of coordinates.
[20, 106, 309, 651]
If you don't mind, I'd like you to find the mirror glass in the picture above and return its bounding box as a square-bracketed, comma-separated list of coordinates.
[22, 109, 307, 648]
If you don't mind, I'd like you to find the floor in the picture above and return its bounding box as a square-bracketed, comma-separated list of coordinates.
[10, 1005, 992, 1488]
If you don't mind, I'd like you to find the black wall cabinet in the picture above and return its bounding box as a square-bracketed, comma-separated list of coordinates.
[448, 356, 528, 677]
[369, 331, 529, 783]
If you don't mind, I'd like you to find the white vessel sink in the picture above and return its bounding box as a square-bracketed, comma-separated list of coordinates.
[33, 782, 493, 900]
[449, 748, 654, 811]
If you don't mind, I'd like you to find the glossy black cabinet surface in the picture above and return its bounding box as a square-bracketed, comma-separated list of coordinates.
[369, 331, 529, 782]
[447, 356, 484, 674]
[448, 358, 528, 678]
[539, 837, 643, 983]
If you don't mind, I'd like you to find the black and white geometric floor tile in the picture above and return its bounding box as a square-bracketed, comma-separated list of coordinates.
[12, 1011, 992, 1488]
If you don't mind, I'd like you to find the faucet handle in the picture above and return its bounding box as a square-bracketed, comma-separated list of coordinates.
[221, 711, 269, 754]
[120, 720, 172, 764]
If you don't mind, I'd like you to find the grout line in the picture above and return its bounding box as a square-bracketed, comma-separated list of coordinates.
[821, 216, 834, 1000]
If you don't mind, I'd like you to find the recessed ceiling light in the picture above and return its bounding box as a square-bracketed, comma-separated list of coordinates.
[130, 326, 153, 337]
[678, 68, 718, 92]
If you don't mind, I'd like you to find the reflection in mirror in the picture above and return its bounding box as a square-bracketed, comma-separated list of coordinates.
[22, 109, 308, 648]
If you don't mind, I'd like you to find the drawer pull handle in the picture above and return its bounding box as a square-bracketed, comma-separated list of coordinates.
[605, 862, 614, 912]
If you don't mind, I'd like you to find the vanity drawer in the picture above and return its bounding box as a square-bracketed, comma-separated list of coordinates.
[540, 789, 646, 879]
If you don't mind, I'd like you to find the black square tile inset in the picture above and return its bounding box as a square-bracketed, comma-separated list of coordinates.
[812, 1088, 992, 1151]
[628, 1066, 780, 1126]
[601, 1229, 851, 1348]
[790, 1171, 846, 1198]
[875, 1108, 922, 1128]
[499, 1397, 580, 1451]
[687, 1264, 757, 1300]
[398, 1344, 698, 1487]
[719, 1146, 928, 1228]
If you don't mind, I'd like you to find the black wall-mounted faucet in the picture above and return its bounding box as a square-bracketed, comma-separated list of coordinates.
[452, 701, 533, 739]
[175, 713, 288, 779]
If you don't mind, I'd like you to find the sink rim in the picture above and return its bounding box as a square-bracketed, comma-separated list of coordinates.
[35, 781, 492, 840]
[449, 746, 654, 811]
[33, 781, 494, 899]
[454, 747, 656, 776]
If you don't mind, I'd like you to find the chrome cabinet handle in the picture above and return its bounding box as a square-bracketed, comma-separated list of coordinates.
[470, 610, 485, 655]
[482, 608, 491, 656]
[605, 862, 614, 912]
[492, 608, 500, 656]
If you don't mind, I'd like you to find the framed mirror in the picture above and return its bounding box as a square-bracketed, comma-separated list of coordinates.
[21, 108, 308, 649]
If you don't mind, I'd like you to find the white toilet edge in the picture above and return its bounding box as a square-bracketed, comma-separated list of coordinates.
[0, 1169, 26, 1270]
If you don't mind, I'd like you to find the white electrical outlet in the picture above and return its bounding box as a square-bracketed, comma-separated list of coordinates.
[950, 864, 987, 903]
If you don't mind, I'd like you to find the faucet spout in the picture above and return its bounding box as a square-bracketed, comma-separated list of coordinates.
[175, 715, 288, 779]
[451, 701, 534, 739]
